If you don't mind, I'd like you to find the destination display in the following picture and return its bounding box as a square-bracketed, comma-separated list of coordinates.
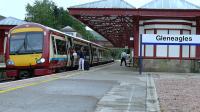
[142, 34, 200, 45]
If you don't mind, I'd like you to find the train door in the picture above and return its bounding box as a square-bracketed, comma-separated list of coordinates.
[97, 48, 100, 63]
[50, 35, 57, 66]
[74, 41, 84, 67]
[89, 44, 92, 65]
[84, 44, 90, 63]
[98, 48, 103, 63]
[73, 40, 91, 66]
[65, 36, 72, 67]
[92, 46, 98, 65]
[50, 34, 67, 69]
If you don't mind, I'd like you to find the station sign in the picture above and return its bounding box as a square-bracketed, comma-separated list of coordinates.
[142, 34, 200, 45]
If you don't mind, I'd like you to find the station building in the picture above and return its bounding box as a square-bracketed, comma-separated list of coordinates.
[60, 26, 83, 37]
[68, 0, 200, 72]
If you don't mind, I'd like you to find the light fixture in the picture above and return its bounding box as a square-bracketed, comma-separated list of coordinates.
[130, 37, 134, 41]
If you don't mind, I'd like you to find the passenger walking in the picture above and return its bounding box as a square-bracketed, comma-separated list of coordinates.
[78, 47, 85, 70]
[120, 51, 127, 66]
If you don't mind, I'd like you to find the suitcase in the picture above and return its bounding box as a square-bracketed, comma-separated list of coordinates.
[84, 61, 90, 70]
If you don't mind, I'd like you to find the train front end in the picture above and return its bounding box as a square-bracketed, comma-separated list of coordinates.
[6, 24, 50, 78]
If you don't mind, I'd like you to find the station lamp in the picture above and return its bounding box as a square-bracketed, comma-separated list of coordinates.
[130, 36, 134, 41]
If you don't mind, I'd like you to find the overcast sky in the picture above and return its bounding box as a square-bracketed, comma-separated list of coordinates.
[0, 0, 200, 20]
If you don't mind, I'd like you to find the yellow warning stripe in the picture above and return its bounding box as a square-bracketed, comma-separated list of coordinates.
[11, 27, 43, 34]
[0, 62, 114, 94]
[0, 72, 80, 94]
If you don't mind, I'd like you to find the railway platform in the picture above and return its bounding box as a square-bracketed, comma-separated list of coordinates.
[0, 62, 153, 112]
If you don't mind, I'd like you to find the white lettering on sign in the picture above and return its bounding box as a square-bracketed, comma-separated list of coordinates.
[142, 34, 200, 45]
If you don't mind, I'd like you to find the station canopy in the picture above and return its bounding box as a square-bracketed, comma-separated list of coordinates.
[0, 17, 27, 26]
[68, 0, 200, 48]
[141, 0, 200, 9]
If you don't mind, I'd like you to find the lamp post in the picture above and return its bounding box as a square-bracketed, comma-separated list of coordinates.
[129, 36, 134, 67]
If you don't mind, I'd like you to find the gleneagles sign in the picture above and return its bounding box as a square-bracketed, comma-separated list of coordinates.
[142, 34, 200, 45]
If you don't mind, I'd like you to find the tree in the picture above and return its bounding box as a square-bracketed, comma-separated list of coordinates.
[25, 0, 95, 40]
[26, 0, 56, 28]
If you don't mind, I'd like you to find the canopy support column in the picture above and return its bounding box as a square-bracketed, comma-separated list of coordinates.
[133, 16, 139, 63]
[196, 17, 200, 59]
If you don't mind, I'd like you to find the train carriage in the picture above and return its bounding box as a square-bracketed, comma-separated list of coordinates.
[5, 23, 113, 79]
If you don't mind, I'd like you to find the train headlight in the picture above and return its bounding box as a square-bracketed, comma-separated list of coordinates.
[7, 59, 15, 65]
[36, 58, 46, 64]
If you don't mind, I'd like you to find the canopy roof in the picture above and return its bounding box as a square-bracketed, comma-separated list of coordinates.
[89, 30, 107, 41]
[0, 17, 27, 26]
[141, 0, 200, 9]
[69, 0, 200, 48]
[70, 0, 135, 9]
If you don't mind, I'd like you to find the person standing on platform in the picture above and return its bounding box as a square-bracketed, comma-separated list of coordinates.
[120, 51, 127, 66]
[78, 47, 85, 71]
[72, 49, 77, 67]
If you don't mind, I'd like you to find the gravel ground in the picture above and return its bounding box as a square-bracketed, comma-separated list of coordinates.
[156, 78, 200, 112]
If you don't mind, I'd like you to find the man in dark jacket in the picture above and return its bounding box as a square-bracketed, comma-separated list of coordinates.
[78, 47, 85, 70]
[120, 51, 127, 66]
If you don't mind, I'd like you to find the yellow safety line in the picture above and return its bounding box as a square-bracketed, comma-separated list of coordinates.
[0, 72, 80, 94]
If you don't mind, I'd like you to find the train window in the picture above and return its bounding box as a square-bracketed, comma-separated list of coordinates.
[26, 32, 43, 52]
[68, 36, 72, 47]
[52, 36, 57, 54]
[74, 44, 90, 60]
[10, 32, 43, 54]
[84, 46, 90, 60]
[99, 50, 103, 58]
[74, 44, 82, 52]
[93, 48, 97, 56]
[10, 33, 26, 54]
[55, 39, 66, 55]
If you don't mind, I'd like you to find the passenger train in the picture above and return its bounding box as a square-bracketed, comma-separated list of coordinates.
[5, 23, 113, 79]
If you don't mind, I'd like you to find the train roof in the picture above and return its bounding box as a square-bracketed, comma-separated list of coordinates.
[10, 23, 107, 49]
[47, 26, 107, 49]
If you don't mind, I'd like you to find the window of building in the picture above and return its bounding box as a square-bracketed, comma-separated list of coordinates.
[182, 30, 190, 58]
[168, 30, 180, 57]
[156, 30, 168, 57]
[145, 30, 154, 57]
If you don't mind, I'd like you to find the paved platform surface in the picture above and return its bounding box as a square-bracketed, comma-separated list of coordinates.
[0, 62, 147, 112]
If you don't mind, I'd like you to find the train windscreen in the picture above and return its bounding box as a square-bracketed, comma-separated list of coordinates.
[10, 32, 43, 55]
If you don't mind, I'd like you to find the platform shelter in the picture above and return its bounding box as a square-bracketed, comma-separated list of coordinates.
[68, 0, 200, 72]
